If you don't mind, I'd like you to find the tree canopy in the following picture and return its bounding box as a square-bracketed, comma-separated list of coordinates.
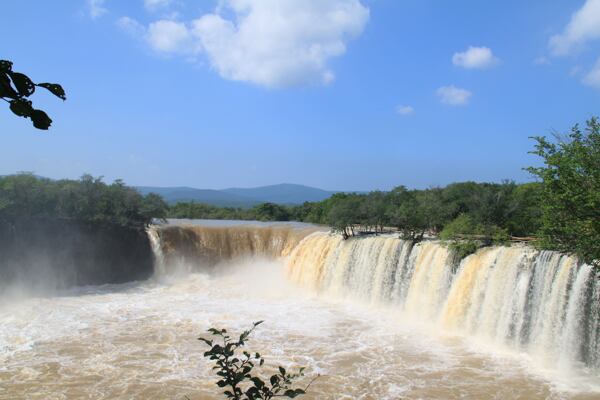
[527, 118, 600, 267]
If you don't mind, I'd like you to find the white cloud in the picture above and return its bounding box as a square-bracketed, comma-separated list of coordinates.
[147, 20, 192, 53]
[436, 85, 472, 106]
[452, 46, 498, 69]
[396, 105, 414, 116]
[144, 0, 173, 11]
[193, 0, 369, 88]
[131, 0, 369, 88]
[117, 16, 146, 37]
[88, 0, 107, 19]
[549, 0, 600, 56]
[533, 56, 550, 66]
[583, 58, 600, 88]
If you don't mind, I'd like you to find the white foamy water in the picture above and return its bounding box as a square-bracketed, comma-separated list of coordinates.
[1, 259, 599, 399]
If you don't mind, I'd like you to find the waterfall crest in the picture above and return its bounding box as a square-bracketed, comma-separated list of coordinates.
[148, 224, 318, 276]
[286, 232, 600, 371]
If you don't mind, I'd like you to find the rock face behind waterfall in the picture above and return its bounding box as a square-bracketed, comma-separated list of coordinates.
[0, 218, 154, 294]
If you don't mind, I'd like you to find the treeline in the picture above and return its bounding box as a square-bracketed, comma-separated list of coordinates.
[169, 202, 292, 222]
[0, 173, 168, 229]
[168, 181, 542, 241]
[294, 181, 541, 240]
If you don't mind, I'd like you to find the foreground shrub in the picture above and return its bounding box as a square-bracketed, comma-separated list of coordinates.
[198, 321, 317, 400]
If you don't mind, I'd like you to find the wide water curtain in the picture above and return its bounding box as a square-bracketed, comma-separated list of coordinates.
[285, 232, 600, 370]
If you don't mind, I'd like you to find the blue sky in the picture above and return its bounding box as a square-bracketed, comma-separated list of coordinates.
[1, 0, 600, 191]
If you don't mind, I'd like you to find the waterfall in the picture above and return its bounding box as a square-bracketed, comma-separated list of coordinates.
[147, 224, 599, 372]
[149, 223, 319, 276]
[286, 232, 600, 371]
[147, 226, 166, 276]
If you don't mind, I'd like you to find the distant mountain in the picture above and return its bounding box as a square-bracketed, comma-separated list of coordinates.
[136, 186, 260, 208]
[136, 183, 335, 207]
[222, 183, 334, 204]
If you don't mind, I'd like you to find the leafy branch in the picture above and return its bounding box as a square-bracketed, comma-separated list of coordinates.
[198, 321, 317, 400]
[1, 59, 66, 130]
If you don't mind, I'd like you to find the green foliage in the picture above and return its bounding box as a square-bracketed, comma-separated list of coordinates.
[386, 186, 427, 241]
[440, 214, 482, 241]
[505, 182, 543, 236]
[327, 193, 360, 239]
[1, 59, 65, 130]
[448, 240, 481, 262]
[527, 118, 600, 267]
[167, 202, 291, 222]
[168, 202, 249, 220]
[0, 173, 168, 229]
[439, 214, 507, 241]
[199, 321, 315, 400]
[253, 203, 290, 222]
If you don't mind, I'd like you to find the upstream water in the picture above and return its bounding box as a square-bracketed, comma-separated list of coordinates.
[0, 222, 599, 399]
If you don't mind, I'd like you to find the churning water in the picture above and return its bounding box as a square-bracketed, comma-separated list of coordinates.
[0, 222, 599, 399]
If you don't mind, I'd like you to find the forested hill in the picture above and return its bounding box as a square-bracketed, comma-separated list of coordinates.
[137, 183, 335, 207]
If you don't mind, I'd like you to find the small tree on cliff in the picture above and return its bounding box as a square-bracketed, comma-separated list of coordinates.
[198, 321, 317, 400]
[1, 59, 65, 130]
[527, 117, 600, 268]
[327, 194, 359, 239]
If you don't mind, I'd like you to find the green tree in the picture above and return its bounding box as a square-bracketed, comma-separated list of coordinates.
[505, 182, 542, 237]
[386, 186, 426, 241]
[252, 203, 290, 221]
[327, 193, 360, 239]
[527, 118, 600, 268]
[360, 191, 387, 233]
[1, 60, 65, 130]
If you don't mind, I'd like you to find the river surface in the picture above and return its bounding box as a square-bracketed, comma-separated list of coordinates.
[1, 259, 598, 399]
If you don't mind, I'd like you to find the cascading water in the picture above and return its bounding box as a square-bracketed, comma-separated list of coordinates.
[286, 232, 600, 374]
[148, 223, 319, 277]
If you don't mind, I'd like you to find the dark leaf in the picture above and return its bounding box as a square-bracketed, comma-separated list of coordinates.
[0, 60, 12, 73]
[283, 389, 305, 398]
[30, 109, 52, 130]
[8, 72, 35, 97]
[278, 366, 286, 376]
[37, 83, 66, 100]
[250, 377, 265, 388]
[0, 73, 18, 99]
[9, 99, 33, 117]
[198, 337, 213, 346]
